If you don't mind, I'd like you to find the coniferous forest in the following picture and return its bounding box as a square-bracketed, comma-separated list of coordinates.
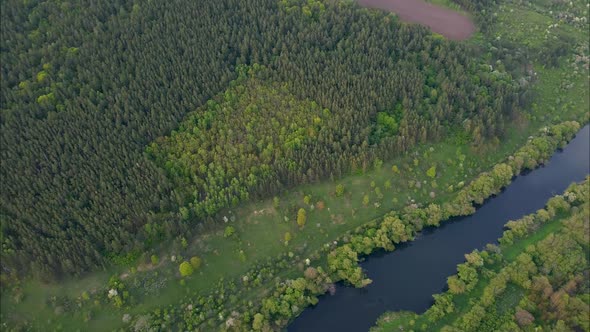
[1, 0, 523, 279]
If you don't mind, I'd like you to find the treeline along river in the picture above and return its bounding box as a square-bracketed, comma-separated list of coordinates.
[289, 125, 590, 332]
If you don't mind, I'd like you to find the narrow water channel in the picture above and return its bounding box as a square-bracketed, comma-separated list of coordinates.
[289, 125, 590, 332]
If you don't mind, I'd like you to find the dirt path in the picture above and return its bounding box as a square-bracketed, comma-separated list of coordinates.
[119, 257, 167, 280]
[358, 0, 476, 40]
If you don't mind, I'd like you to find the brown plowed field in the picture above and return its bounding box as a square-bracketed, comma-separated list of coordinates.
[358, 0, 476, 40]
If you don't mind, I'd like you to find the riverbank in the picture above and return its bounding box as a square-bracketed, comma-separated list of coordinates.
[117, 119, 585, 331]
[290, 124, 589, 331]
[285, 121, 585, 331]
[371, 178, 589, 331]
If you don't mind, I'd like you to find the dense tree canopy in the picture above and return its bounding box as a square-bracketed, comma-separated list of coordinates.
[1, 0, 526, 279]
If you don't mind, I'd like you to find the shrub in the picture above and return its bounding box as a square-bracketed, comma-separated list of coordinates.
[297, 208, 306, 228]
[224, 226, 236, 238]
[304, 267, 318, 279]
[426, 166, 437, 178]
[303, 195, 311, 205]
[252, 313, 265, 330]
[447, 275, 466, 294]
[190, 256, 202, 269]
[284, 232, 292, 243]
[335, 184, 345, 197]
[179, 261, 194, 277]
[316, 201, 325, 210]
[384, 180, 392, 189]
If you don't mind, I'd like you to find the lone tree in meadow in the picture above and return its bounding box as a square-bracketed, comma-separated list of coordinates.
[362, 194, 370, 206]
[150, 254, 159, 265]
[179, 261, 194, 277]
[426, 166, 437, 178]
[335, 184, 345, 197]
[297, 208, 307, 228]
[224, 226, 235, 238]
[190, 256, 202, 269]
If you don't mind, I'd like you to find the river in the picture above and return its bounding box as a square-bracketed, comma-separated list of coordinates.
[288, 125, 590, 332]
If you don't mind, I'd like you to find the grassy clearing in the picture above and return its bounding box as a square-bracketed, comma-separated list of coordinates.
[503, 214, 563, 261]
[493, 1, 585, 47]
[490, 0, 589, 126]
[496, 283, 524, 314]
[496, 6, 557, 47]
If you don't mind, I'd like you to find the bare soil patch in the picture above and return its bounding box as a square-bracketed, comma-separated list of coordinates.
[359, 0, 476, 40]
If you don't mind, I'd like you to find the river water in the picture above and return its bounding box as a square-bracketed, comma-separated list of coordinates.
[289, 125, 590, 332]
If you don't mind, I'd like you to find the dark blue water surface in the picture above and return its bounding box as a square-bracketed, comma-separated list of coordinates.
[289, 125, 590, 332]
